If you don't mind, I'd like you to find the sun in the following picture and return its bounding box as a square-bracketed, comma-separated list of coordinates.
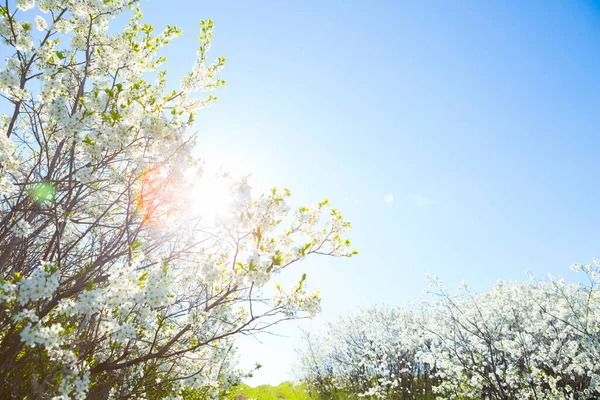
[186, 166, 233, 226]
[136, 150, 252, 228]
[185, 149, 252, 227]
[136, 162, 234, 228]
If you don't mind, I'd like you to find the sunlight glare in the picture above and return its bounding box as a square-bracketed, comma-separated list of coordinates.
[185, 150, 250, 227]
[187, 167, 232, 226]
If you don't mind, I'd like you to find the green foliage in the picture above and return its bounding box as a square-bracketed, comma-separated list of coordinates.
[221, 382, 434, 400]
[225, 381, 310, 400]
[222, 382, 440, 400]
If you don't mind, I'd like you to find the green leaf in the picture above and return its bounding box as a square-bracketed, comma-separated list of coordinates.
[130, 239, 142, 252]
[301, 242, 312, 257]
[252, 228, 262, 244]
[109, 109, 122, 122]
[272, 253, 282, 267]
[82, 135, 96, 146]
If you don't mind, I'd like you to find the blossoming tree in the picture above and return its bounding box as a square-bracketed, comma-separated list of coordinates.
[296, 306, 437, 400]
[0, 1, 356, 398]
[297, 263, 600, 400]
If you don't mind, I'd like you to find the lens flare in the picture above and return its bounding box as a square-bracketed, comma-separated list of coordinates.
[30, 181, 56, 205]
[136, 165, 179, 226]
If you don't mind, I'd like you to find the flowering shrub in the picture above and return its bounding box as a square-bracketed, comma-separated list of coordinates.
[296, 262, 600, 400]
[296, 307, 437, 400]
[0, 1, 355, 398]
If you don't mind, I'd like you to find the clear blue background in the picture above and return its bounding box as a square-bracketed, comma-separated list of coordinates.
[140, 0, 600, 385]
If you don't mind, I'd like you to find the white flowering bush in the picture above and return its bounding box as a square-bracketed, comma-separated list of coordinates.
[297, 262, 600, 400]
[0, 1, 356, 398]
[296, 307, 437, 400]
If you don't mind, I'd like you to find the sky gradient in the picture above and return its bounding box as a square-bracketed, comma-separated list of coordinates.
[141, 0, 600, 385]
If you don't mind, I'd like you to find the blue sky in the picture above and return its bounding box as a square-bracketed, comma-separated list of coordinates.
[141, 0, 600, 385]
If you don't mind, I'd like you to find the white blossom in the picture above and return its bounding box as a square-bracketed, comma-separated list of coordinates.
[34, 15, 47, 31]
[0, 1, 355, 397]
